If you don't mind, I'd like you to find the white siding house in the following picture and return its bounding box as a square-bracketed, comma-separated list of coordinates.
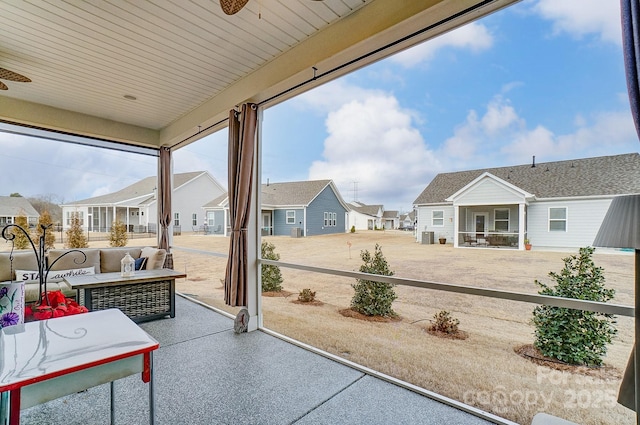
[413, 153, 640, 250]
[61, 171, 225, 233]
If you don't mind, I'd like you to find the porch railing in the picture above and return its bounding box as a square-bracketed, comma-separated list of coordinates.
[458, 231, 521, 247]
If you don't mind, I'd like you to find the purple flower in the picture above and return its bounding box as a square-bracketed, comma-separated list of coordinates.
[0, 312, 19, 327]
[0, 287, 7, 298]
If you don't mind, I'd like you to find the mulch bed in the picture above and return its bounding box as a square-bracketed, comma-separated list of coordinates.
[291, 299, 324, 306]
[426, 327, 468, 340]
[514, 344, 621, 379]
[338, 308, 402, 322]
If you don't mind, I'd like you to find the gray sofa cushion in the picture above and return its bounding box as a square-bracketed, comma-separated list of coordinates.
[47, 249, 101, 272]
[100, 248, 142, 273]
[0, 251, 39, 282]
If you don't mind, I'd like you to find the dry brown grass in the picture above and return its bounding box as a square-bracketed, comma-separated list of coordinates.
[5, 231, 634, 424]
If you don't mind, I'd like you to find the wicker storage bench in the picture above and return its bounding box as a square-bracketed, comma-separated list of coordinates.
[64, 269, 186, 322]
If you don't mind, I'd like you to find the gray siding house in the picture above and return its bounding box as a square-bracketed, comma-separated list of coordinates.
[204, 179, 350, 237]
[413, 153, 640, 250]
[0, 196, 40, 227]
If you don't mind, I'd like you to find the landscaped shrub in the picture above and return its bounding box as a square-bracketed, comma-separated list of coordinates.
[65, 212, 89, 248]
[109, 220, 128, 247]
[298, 288, 316, 302]
[431, 310, 460, 334]
[351, 244, 397, 317]
[532, 246, 617, 366]
[11, 214, 32, 249]
[36, 211, 56, 250]
[261, 241, 283, 292]
[350, 225, 356, 233]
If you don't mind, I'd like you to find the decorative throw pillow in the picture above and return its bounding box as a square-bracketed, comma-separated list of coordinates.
[140, 247, 167, 270]
[135, 257, 148, 271]
[15, 267, 95, 283]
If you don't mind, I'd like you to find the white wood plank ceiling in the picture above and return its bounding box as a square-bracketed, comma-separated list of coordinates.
[0, 0, 517, 149]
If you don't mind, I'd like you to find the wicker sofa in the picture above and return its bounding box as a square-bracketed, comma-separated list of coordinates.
[0, 247, 167, 303]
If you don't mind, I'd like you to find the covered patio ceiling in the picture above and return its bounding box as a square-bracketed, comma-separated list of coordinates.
[0, 0, 517, 151]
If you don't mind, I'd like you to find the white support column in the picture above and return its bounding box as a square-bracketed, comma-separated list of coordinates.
[247, 106, 263, 332]
[519, 203, 526, 250]
[453, 205, 459, 247]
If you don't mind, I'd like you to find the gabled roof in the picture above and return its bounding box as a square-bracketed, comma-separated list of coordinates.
[445, 172, 534, 202]
[349, 203, 383, 216]
[382, 210, 399, 219]
[414, 153, 640, 205]
[205, 179, 349, 210]
[0, 196, 39, 217]
[63, 171, 209, 206]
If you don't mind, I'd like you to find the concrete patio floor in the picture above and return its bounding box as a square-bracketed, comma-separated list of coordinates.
[20, 295, 504, 425]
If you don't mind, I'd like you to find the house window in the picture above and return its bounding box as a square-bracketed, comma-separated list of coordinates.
[286, 210, 295, 224]
[66, 211, 84, 225]
[494, 209, 509, 232]
[324, 212, 329, 227]
[549, 207, 567, 232]
[174, 212, 180, 226]
[332, 212, 337, 226]
[432, 210, 444, 227]
[141, 211, 144, 216]
[192, 213, 197, 226]
[131, 211, 135, 216]
[206, 211, 215, 226]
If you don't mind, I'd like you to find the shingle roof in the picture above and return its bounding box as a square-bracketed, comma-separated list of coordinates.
[414, 153, 640, 205]
[0, 196, 40, 217]
[66, 171, 206, 205]
[205, 180, 339, 208]
[382, 210, 398, 218]
[261, 180, 333, 206]
[349, 203, 382, 215]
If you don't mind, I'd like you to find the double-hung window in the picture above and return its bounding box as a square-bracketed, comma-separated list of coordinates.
[286, 210, 295, 224]
[494, 209, 509, 232]
[432, 210, 444, 227]
[549, 207, 567, 231]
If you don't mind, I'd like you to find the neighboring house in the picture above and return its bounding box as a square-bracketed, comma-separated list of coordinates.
[382, 210, 399, 230]
[61, 171, 225, 233]
[413, 153, 640, 250]
[0, 196, 40, 228]
[399, 211, 416, 230]
[348, 202, 383, 230]
[204, 179, 350, 237]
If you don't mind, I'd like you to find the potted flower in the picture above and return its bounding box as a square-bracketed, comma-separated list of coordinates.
[524, 238, 532, 250]
[438, 235, 447, 244]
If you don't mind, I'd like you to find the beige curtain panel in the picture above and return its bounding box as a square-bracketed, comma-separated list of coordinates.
[159, 146, 172, 252]
[224, 103, 258, 307]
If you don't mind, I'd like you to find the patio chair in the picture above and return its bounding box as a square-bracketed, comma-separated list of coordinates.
[463, 234, 476, 246]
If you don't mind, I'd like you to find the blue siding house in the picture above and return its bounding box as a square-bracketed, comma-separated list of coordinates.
[203, 179, 349, 237]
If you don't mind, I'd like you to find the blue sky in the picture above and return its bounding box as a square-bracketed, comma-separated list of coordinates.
[1, 0, 637, 212]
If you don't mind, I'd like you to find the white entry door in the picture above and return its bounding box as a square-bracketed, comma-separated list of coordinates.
[473, 213, 489, 238]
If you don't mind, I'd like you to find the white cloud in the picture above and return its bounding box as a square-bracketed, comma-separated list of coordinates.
[0, 133, 156, 201]
[441, 93, 637, 166]
[390, 22, 494, 68]
[308, 93, 440, 209]
[294, 79, 386, 113]
[533, 0, 621, 45]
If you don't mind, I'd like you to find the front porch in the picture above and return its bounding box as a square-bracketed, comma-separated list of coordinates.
[19, 295, 500, 425]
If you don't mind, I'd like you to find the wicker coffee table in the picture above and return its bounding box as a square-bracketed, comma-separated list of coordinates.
[64, 269, 186, 322]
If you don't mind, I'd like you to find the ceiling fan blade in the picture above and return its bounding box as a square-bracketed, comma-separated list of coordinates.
[0, 67, 31, 82]
[220, 0, 250, 15]
[0, 81, 7, 90]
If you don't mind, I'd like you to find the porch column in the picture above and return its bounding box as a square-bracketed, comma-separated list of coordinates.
[247, 107, 263, 331]
[453, 205, 459, 247]
[518, 203, 526, 250]
[112, 206, 116, 231]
